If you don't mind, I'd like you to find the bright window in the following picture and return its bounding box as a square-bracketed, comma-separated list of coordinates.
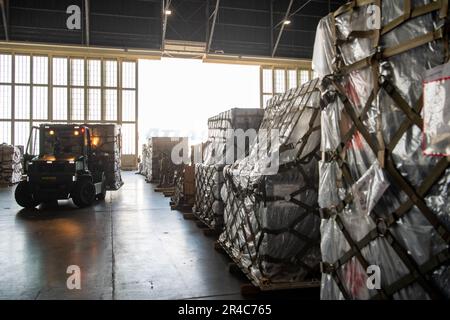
[15, 55, 30, 84]
[53, 87, 68, 121]
[32, 87, 48, 120]
[105, 89, 117, 121]
[0, 85, 12, 119]
[71, 88, 84, 121]
[274, 69, 286, 94]
[87, 89, 101, 121]
[53, 57, 68, 86]
[14, 86, 30, 119]
[33, 56, 48, 85]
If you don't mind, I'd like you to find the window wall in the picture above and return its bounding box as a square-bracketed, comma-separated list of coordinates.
[260, 66, 312, 108]
[0, 53, 138, 155]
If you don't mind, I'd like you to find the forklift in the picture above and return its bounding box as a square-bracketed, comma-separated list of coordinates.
[15, 124, 120, 208]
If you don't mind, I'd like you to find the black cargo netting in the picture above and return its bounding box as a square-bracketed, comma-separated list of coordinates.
[315, 0, 450, 299]
[194, 109, 264, 230]
[172, 170, 183, 207]
[0, 144, 22, 185]
[218, 79, 323, 288]
[172, 165, 195, 208]
[194, 164, 224, 229]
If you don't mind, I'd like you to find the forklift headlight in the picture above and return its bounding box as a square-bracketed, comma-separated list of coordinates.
[72, 176, 77, 182]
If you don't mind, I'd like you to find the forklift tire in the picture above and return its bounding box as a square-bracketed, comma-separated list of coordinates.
[97, 179, 107, 201]
[15, 181, 39, 209]
[72, 180, 96, 208]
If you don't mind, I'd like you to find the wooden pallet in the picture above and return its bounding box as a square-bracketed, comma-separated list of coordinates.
[191, 211, 222, 237]
[170, 203, 193, 213]
[154, 187, 175, 193]
[215, 239, 320, 295]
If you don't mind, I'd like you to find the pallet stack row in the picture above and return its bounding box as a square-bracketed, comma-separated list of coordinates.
[0, 143, 23, 186]
[193, 108, 264, 231]
[218, 79, 322, 291]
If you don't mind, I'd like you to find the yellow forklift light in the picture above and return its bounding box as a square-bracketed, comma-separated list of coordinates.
[91, 136, 100, 146]
[49, 130, 55, 135]
[74, 130, 80, 136]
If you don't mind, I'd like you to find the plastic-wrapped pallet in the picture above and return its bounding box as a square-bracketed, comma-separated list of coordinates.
[0, 143, 23, 186]
[171, 165, 195, 209]
[88, 124, 123, 190]
[194, 108, 265, 230]
[314, 0, 450, 299]
[218, 79, 322, 289]
[146, 137, 186, 185]
[140, 142, 152, 180]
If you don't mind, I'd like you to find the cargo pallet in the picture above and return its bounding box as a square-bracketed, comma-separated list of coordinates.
[214, 240, 320, 296]
[170, 204, 192, 213]
[154, 187, 175, 198]
[181, 210, 221, 237]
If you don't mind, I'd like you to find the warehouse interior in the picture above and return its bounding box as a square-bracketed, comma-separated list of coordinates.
[1, 0, 450, 302]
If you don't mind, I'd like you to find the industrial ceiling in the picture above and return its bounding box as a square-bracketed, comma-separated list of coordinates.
[0, 0, 345, 59]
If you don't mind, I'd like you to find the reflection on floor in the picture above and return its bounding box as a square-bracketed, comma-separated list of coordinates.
[0, 172, 318, 300]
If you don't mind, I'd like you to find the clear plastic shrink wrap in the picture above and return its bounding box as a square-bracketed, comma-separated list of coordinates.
[218, 80, 322, 288]
[89, 124, 123, 190]
[0, 144, 23, 185]
[193, 108, 264, 230]
[314, 0, 450, 299]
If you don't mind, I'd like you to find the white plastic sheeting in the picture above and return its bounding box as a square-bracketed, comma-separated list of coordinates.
[315, 0, 450, 300]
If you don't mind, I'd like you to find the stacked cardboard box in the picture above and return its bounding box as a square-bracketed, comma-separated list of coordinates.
[171, 143, 206, 209]
[0, 143, 23, 186]
[218, 79, 322, 289]
[193, 108, 264, 230]
[314, 1, 450, 299]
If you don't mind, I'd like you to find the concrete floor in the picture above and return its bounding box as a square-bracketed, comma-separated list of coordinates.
[0, 172, 245, 300]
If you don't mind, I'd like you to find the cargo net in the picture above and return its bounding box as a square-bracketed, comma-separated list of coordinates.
[0, 143, 23, 186]
[194, 109, 264, 230]
[314, 0, 450, 299]
[172, 165, 195, 208]
[218, 79, 323, 288]
[172, 169, 183, 207]
[139, 144, 151, 178]
[194, 163, 224, 229]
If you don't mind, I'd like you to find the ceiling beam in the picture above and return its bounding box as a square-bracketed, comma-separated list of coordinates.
[271, 0, 293, 57]
[0, 0, 8, 41]
[84, 0, 90, 45]
[161, 0, 172, 51]
[206, 0, 220, 53]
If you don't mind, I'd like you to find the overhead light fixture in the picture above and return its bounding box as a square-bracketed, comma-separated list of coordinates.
[165, 9, 172, 15]
[283, 20, 291, 25]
